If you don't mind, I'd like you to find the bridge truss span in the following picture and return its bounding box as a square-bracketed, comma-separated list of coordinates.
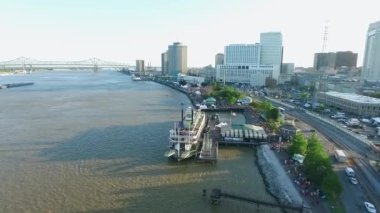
[0, 57, 132, 71]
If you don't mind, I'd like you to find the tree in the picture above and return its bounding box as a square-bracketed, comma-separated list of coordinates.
[212, 82, 222, 91]
[303, 156, 332, 184]
[179, 79, 187, 86]
[267, 108, 280, 121]
[265, 77, 277, 88]
[258, 101, 273, 113]
[318, 103, 325, 112]
[303, 134, 332, 184]
[249, 101, 260, 109]
[321, 173, 343, 199]
[306, 134, 325, 155]
[300, 92, 310, 102]
[288, 132, 308, 155]
[267, 120, 280, 133]
[210, 85, 244, 105]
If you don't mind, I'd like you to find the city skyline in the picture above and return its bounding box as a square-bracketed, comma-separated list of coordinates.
[0, 0, 379, 67]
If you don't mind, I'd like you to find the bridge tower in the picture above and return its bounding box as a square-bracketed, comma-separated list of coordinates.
[21, 57, 26, 71]
[92, 58, 99, 72]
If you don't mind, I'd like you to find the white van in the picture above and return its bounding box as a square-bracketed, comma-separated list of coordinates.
[345, 167, 355, 177]
[334, 150, 347, 163]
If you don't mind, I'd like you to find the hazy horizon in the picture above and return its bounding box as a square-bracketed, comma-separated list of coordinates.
[0, 0, 379, 67]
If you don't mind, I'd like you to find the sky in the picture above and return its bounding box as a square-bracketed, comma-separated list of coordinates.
[0, 0, 379, 67]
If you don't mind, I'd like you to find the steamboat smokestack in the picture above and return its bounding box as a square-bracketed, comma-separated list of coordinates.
[191, 108, 194, 124]
[181, 108, 184, 125]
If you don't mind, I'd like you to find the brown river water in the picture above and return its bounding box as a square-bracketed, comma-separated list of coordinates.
[0, 71, 280, 213]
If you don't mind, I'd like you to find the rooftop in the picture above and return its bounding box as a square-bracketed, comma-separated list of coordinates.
[322, 91, 380, 104]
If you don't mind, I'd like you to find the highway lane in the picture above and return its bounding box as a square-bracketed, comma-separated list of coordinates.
[337, 169, 368, 213]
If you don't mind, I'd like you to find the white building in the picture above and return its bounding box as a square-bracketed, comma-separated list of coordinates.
[135, 60, 145, 72]
[224, 44, 261, 65]
[362, 21, 380, 82]
[161, 51, 168, 75]
[215, 53, 224, 68]
[177, 74, 205, 84]
[216, 64, 279, 86]
[317, 91, 380, 116]
[168, 42, 187, 76]
[216, 32, 283, 86]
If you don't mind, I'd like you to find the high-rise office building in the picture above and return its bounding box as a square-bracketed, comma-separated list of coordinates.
[278, 63, 295, 84]
[335, 51, 358, 68]
[260, 32, 283, 65]
[313, 52, 336, 71]
[135, 60, 145, 72]
[224, 44, 261, 65]
[362, 21, 380, 82]
[215, 53, 224, 68]
[161, 51, 168, 75]
[216, 32, 283, 86]
[314, 51, 358, 71]
[168, 42, 187, 76]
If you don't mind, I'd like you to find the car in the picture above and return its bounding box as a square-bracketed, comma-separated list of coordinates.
[349, 177, 358, 185]
[345, 167, 355, 177]
[364, 202, 376, 213]
[367, 134, 375, 139]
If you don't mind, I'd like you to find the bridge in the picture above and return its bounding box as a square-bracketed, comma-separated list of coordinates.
[0, 57, 132, 72]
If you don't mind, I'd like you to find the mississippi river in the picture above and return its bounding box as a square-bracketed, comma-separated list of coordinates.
[0, 71, 279, 212]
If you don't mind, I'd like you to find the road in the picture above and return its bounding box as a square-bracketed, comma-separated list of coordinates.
[266, 98, 380, 213]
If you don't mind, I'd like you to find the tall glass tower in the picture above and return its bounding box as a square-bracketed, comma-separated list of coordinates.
[362, 21, 380, 82]
[168, 42, 187, 76]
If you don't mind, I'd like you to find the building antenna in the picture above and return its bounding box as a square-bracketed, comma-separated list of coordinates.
[314, 21, 330, 102]
[322, 21, 329, 53]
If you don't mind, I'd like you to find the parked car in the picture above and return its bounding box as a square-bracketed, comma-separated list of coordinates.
[364, 202, 376, 213]
[367, 134, 375, 139]
[345, 167, 355, 177]
[349, 177, 358, 185]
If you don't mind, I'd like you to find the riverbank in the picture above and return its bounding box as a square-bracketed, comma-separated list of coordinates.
[150, 78, 313, 210]
[152, 78, 198, 107]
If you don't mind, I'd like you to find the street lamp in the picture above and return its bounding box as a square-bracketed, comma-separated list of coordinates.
[223, 69, 226, 86]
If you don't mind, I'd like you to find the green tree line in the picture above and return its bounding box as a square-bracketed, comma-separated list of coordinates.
[288, 133, 343, 199]
[208, 83, 244, 105]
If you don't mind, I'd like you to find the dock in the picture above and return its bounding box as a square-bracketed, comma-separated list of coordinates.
[198, 114, 220, 161]
[199, 132, 218, 161]
[197, 112, 269, 161]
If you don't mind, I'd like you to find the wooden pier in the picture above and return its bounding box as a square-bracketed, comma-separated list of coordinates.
[209, 188, 310, 213]
[198, 114, 220, 161]
[199, 132, 218, 161]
